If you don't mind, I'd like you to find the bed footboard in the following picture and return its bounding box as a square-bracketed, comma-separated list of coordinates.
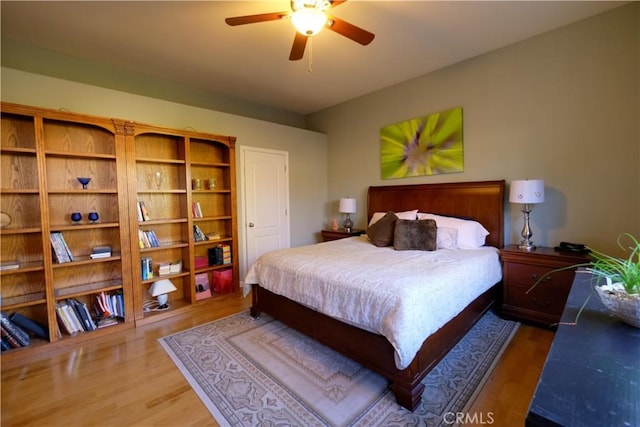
[249, 282, 497, 411]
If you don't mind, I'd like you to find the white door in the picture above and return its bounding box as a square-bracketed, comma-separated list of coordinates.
[240, 147, 290, 278]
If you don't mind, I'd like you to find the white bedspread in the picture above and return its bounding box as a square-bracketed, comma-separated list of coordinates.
[243, 236, 502, 370]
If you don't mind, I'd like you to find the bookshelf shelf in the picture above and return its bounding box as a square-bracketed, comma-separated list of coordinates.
[54, 279, 123, 299]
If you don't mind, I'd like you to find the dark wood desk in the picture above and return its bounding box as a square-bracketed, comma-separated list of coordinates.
[526, 271, 640, 426]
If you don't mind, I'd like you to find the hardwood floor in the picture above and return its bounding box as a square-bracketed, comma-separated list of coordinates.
[1, 295, 553, 426]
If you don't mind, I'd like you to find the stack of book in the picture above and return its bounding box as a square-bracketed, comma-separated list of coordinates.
[193, 225, 208, 242]
[50, 232, 74, 263]
[141, 257, 153, 280]
[192, 202, 203, 218]
[159, 259, 182, 275]
[0, 312, 42, 350]
[0, 261, 20, 271]
[138, 229, 160, 248]
[90, 245, 112, 259]
[55, 299, 97, 334]
[136, 200, 151, 222]
[93, 291, 124, 328]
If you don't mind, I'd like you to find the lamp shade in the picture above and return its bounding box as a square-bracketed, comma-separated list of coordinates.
[339, 198, 357, 214]
[509, 180, 545, 204]
[149, 279, 177, 297]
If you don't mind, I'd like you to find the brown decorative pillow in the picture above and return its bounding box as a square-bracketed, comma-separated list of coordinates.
[393, 219, 437, 251]
[366, 211, 398, 247]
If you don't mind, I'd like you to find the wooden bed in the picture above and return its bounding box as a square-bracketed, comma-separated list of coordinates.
[249, 180, 505, 411]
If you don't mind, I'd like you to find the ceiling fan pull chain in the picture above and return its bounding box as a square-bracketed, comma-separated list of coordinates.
[308, 37, 313, 73]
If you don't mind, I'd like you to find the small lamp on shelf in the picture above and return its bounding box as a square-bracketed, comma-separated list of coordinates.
[149, 279, 177, 310]
[509, 179, 545, 251]
[339, 198, 356, 232]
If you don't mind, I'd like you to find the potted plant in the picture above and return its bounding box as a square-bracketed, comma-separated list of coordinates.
[529, 233, 640, 328]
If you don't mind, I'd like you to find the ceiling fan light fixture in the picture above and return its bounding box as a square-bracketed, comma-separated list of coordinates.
[291, 7, 328, 36]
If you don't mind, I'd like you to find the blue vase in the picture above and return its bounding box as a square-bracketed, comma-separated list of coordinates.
[88, 212, 99, 223]
[71, 212, 82, 224]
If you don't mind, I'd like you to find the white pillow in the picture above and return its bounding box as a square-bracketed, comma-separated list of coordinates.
[417, 213, 489, 249]
[369, 209, 418, 226]
[437, 227, 459, 250]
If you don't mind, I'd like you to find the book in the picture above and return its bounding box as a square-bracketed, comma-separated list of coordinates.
[147, 230, 160, 247]
[60, 301, 83, 333]
[0, 313, 30, 346]
[139, 201, 150, 221]
[96, 317, 118, 328]
[9, 312, 48, 339]
[192, 201, 203, 218]
[0, 261, 20, 271]
[194, 256, 208, 270]
[169, 259, 182, 274]
[57, 233, 74, 262]
[141, 257, 153, 280]
[68, 299, 97, 331]
[50, 232, 71, 263]
[136, 200, 143, 222]
[157, 262, 170, 276]
[92, 245, 112, 254]
[90, 252, 111, 259]
[1, 325, 22, 348]
[194, 273, 211, 300]
[193, 225, 208, 242]
[55, 303, 76, 335]
[221, 244, 232, 264]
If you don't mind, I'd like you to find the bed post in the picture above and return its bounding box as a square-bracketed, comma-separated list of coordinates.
[250, 283, 261, 318]
[390, 381, 425, 412]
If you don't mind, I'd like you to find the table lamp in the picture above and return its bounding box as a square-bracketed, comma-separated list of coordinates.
[149, 279, 177, 310]
[339, 198, 356, 232]
[509, 179, 545, 251]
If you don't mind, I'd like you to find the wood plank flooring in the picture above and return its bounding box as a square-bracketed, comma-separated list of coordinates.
[1, 294, 553, 426]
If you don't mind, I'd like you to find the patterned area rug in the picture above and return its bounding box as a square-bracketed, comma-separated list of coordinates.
[159, 310, 518, 427]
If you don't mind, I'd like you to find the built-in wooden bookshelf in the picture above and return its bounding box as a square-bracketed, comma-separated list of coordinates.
[0, 103, 134, 360]
[126, 123, 238, 325]
[0, 102, 238, 358]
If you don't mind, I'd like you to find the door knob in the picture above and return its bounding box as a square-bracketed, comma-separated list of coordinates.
[248, 222, 255, 227]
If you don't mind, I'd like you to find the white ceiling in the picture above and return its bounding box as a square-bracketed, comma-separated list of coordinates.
[1, 1, 627, 115]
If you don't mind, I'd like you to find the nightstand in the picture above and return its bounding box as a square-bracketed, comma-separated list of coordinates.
[501, 245, 591, 328]
[321, 228, 365, 242]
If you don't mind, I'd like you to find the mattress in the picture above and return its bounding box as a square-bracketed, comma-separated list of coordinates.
[244, 235, 502, 369]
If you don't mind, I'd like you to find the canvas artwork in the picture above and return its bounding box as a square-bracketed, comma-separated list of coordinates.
[380, 107, 463, 179]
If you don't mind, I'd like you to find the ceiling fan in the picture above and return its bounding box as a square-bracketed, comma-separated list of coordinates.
[225, 0, 375, 61]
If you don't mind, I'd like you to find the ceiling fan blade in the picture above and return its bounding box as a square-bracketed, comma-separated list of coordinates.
[289, 32, 308, 61]
[326, 16, 375, 45]
[329, 0, 348, 8]
[225, 12, 288, 26]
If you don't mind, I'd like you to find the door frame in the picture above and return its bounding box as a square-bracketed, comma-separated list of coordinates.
[238, 145, 290, 284]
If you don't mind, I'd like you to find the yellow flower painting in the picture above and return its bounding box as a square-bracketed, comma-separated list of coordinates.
[380, 107, 463, 179]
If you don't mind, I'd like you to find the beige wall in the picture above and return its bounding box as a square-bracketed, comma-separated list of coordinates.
[0, 69, 328, 276]
[307, 3, 640, 255]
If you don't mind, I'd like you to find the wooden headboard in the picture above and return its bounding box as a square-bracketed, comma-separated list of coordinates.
[367, 180, 505, 248]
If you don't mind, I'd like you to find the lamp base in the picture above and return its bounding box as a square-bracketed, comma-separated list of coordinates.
[518, 204, 537, 252]
[156, 293, 170, 310]
[518, 241, 536, 251]
[342, 214, 353, 233]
